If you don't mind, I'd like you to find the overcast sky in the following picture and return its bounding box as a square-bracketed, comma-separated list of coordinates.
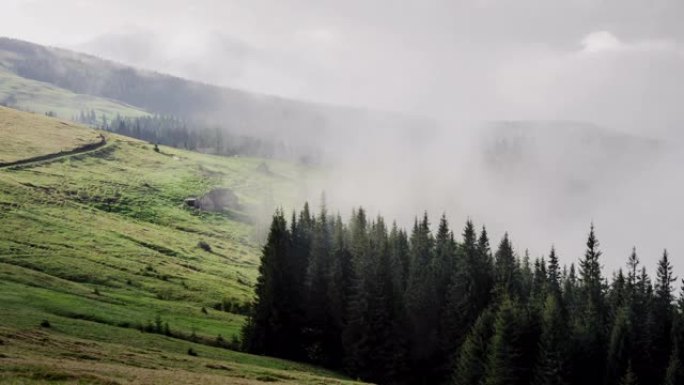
[4, 1, 684, 277]
[2, 0, 684, 136]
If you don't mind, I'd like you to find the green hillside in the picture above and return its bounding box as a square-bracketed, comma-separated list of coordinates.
[0, 67, 148, 120]
[0, 106, 103, 164]
[0, 108, 348, 384]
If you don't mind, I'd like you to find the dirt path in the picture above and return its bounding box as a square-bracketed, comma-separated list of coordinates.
[0, 135, 108, 170]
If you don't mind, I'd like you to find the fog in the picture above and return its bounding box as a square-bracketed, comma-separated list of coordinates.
[3, 0, 684, 277]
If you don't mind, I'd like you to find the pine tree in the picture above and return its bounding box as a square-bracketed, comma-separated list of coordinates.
[579, 224, 604, 314]
[326, 215, 353, 368]
[547, 247, 561, 299]
[574, 224, 607, 385]
[605, 306, 631, 385]
[342, 208, 372, 376]
[520, 250, 534, 301]
[533, 294, 569, 385]
[433, 215, 461, 377]
[388, 222, 410, 296]
[610, 269, 627, 313]
[477, 226, 495, 303]
[653, 250, 677, 381]
[452, 309, 496, 385]
[303, 204, 333, 364]
[404, 213, 440, 381]
[626, 247, 639, 299]
[442, 221, 492, 376]
[494, 233, 519, 299]
[364, 217, 406, 382]
[434, 215, 456, 288]
[484, 296, 524, 385]
[242, 211, 305, 359]
[632, 267, 655, 382]
[531, 257, 548, 310]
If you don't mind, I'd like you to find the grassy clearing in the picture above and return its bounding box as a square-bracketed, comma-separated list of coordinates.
[0, 68, 148, 121]
[0, 108, 345, 384]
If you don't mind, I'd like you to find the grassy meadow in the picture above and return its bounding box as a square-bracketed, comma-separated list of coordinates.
[0, 107, 349, 384]
[0, 106, 103, 163]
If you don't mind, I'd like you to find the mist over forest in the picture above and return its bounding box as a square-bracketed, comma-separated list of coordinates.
[2, 1, 684, 384]
[2, 5, 683, 277]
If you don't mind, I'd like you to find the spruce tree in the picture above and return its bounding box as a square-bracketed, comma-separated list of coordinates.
[533, 294, 569, 385]
[452, 308, 496, 385]
[484, 295, 524, 385]
[632, 266, 655, 382]
[342, 208, 372, 376]
[404, 213, 440, 381]
[242, 210, 304, 359]
[547, 247, 561, 299]
[605, 306, 631, 385]
[626, 247, 639, 299]
[579, 224, 604, 313]
[653, 250, 677, 381]
[326, 215, 353, 368]
[494, 233, 519, 299]
[575, 224, 606, 385]
[303, 205, 333, 364]
[442, 221, 492, 376]
[388, 222, 410, 296]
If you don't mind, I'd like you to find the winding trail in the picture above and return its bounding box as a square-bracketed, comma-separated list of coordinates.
[0, 135, 109, 170]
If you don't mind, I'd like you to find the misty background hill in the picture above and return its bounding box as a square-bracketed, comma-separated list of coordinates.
[0, 37, 432, 158]
[0, 36, 678, 278]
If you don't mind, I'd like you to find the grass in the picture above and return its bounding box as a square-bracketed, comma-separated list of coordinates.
[0, 108, 349, 384]
[0, 106, 103, 163]
[0, 67, 149, 121]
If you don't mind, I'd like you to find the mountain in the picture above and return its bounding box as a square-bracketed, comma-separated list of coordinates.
[0, 37, 433, 154]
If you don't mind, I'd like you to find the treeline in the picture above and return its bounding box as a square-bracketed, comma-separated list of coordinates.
[75, 110, 317, 162]
[242, 203, 684, 385]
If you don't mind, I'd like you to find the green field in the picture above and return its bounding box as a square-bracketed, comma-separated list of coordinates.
[0, 108, 350, 384]
[0, 106, 104, 164]
[0, 67, 148, 121]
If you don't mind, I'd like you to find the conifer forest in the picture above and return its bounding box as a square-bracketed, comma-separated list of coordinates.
[244, 204, 683, 385]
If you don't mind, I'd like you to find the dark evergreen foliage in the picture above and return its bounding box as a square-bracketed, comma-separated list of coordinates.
[77, 111, 307, 161]
[243, 205, 680, 385]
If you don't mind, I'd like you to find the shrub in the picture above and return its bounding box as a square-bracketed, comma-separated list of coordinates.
[197, 241, 212, 252]
[229, 335, 241, 351]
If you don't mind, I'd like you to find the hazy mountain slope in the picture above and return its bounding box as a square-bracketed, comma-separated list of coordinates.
[0, 107, 353, 384]
[0, 37, 433, 151]
[479, 120, 660, 187]
[0, 66, 149, 120]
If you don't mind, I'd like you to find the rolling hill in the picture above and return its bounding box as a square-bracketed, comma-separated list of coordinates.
[0, 106, 354, 384]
